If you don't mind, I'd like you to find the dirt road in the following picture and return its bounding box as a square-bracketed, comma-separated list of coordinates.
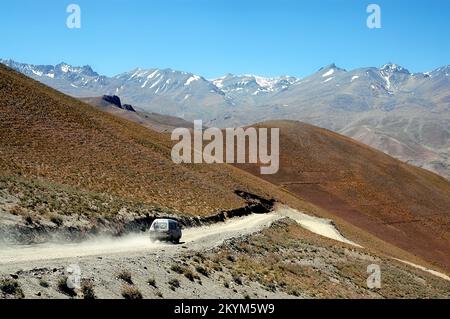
[0, 212, 281, 264]
[1, 207, 448, 299]
[3, 206, 446, 281]
[0, 206, 364, 265]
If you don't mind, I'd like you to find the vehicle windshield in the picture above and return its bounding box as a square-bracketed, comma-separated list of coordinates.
[153, 221, 168, 230]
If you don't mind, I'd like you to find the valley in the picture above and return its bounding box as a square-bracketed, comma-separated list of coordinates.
[0, 62, 449, 299]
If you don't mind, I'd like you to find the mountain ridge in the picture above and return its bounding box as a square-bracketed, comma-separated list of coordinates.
[6, 58, 448, 100]
[2, 58, 449, 180]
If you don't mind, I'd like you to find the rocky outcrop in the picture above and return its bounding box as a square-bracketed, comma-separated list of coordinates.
[102, 95, 122, 108]
[122, 104, 136, 112]
[102, 95, 136, 112]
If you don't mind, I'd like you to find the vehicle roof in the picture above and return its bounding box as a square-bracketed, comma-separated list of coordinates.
[152, 218, 179, 223]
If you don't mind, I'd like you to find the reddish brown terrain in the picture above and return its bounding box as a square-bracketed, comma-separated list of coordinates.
[0, 64, 280, 217]
[236, 120, 450, 272]
[1, 63, 449, 276]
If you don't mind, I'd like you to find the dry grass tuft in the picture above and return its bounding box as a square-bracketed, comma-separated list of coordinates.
[121, 285, 142, 299]
[0, 278, 24, 298]
[117, 270, 133, 285]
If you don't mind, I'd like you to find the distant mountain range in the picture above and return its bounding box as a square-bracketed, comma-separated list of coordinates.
[1, 58, 449, 179]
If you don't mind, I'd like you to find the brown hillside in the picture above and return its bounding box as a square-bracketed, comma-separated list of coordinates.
[235, 120, 450, 272]
[0, 64, 278, 216]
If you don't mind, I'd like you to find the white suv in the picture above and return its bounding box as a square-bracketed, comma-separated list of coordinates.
[149, 219, 182, 244]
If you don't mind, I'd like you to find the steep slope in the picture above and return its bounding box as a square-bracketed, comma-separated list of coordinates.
[0, 64, 279, 219]
[234, 120, 450, 272]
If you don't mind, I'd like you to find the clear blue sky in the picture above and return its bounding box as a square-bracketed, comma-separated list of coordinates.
[1, 0, 449, 78]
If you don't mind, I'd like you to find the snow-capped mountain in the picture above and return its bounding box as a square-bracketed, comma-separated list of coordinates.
[0, 59, 110, 96]
[112, 68, 223, 97]
[2, 58, 450, 180]
[212, 74, 298, 96]
[429, 65, 450, 77]
[0, 59, 301, 104]
[0, 59, 222, 98]
[0, 59, 232, 119]
[3, 59, 449, 110]
[0, 59, 100, 81]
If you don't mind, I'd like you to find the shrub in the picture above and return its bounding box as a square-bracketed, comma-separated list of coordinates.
[81, 280, 96, 299]
[265, 283, 277, 292]
[147, 278, 157, 288]
[10, 205, 24, 216]
[0, 278, 24, 298]
[171, 264, 197, 281]
[170, 264, 183, 274]
[24, 215, 33, 225]
[233, 274, 243, 285]
[184, 270, 195, 282]
[50, 215, 63, 226]
[289, 289, 300, 297]
[117, 270, 133, 285]
[121, 285, 143, 299]
[168, 278, 180, 290]
[227, 255, 236, 262]
[213, 264, 223, 272]
[195, 266, 209, 277]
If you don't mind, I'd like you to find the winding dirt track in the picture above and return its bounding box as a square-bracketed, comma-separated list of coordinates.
[1, 207, 449, 282]
[0, 213, 281, 264]
[0, 206, 363, 265]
